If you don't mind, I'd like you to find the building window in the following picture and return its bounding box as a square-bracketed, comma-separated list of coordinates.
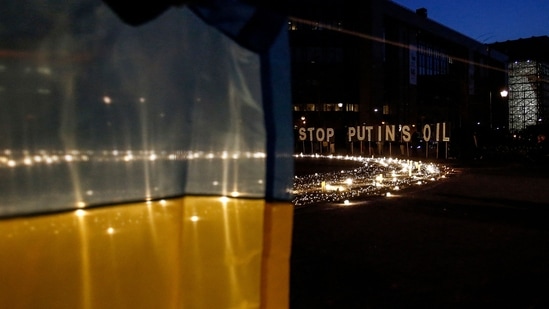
[293, 47, 343, 64]
[288, 21, 298, 31]
[417, 43, 449, 76]
[346, 104, 359, 112]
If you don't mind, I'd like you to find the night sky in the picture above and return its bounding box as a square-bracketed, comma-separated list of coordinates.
[393, 0, 549, 43]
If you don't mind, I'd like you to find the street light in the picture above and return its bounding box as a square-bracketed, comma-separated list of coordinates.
[500, 89, 508, 98]
[490, 89, 508, 130]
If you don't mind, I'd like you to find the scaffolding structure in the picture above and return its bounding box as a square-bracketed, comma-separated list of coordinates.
[508, 61, 549, 132]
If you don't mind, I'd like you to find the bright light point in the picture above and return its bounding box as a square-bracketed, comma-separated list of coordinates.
[64, 155, 73, 162]
[159, 200, 167, 206]
[345, 178, 353, 185]
[85, 190, 93, 196]
[149, 154, 157, 161]
[76, 202, 86, 208]
[75, 209, 86, 217]
[386, 192, 392, 197]
[190, 216, 199, 222]
[107, 227, 115, 234]
[230, 191, 240, 197]
[325, 184, 344, 191]
[219, 196, 230, 203]
[103, 96, 112, 104]
[344, 200, 350, 205]
[394, 186, 400, 190]
[212, 181, 219, 186]
[7, 160, 16, 167]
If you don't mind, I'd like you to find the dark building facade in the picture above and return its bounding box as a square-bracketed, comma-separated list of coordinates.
[289, 0, 508, 158]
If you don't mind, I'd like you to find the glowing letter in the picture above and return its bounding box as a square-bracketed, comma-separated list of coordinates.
[327, 128, 335, 142]
[298, 127, 307, 141]
[377, 126, 382, 141]
[402, 125, 411, 142]
[365, 126, 374, 141]
[347, 127, 356, 142]
[357, 126, 366, 141]
[385, 125, 396, 142]
[315, 128, 325, 142]
[423, 124, 431, 142]
[442, 122, 450, 141]
[307, 127, 315, 141]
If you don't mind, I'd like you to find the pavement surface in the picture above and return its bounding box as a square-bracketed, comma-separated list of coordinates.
[290, 156, 549, 308]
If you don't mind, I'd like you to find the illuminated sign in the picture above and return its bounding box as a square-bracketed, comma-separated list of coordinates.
[298, 123, 450, 142]
[297, 127, 335, 142]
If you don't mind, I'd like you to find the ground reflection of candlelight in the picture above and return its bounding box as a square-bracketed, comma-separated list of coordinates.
[292, 155, 454, 207]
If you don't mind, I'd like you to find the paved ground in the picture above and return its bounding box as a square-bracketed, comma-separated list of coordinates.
[290, 157, 549, 308]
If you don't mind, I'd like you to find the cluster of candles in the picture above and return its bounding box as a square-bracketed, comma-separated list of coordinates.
[292, 154, 454, 206]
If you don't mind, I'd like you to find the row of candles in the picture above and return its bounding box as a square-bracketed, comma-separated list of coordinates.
[292, 154, 454, 206]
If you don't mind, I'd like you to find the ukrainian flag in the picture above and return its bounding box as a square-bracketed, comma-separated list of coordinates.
[0, 1, 293, 308]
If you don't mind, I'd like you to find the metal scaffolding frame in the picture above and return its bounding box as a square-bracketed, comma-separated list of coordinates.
[508, 61, 549, 132]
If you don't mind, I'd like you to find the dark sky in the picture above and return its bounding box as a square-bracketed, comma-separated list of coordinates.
[393, 0, 549, 43]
